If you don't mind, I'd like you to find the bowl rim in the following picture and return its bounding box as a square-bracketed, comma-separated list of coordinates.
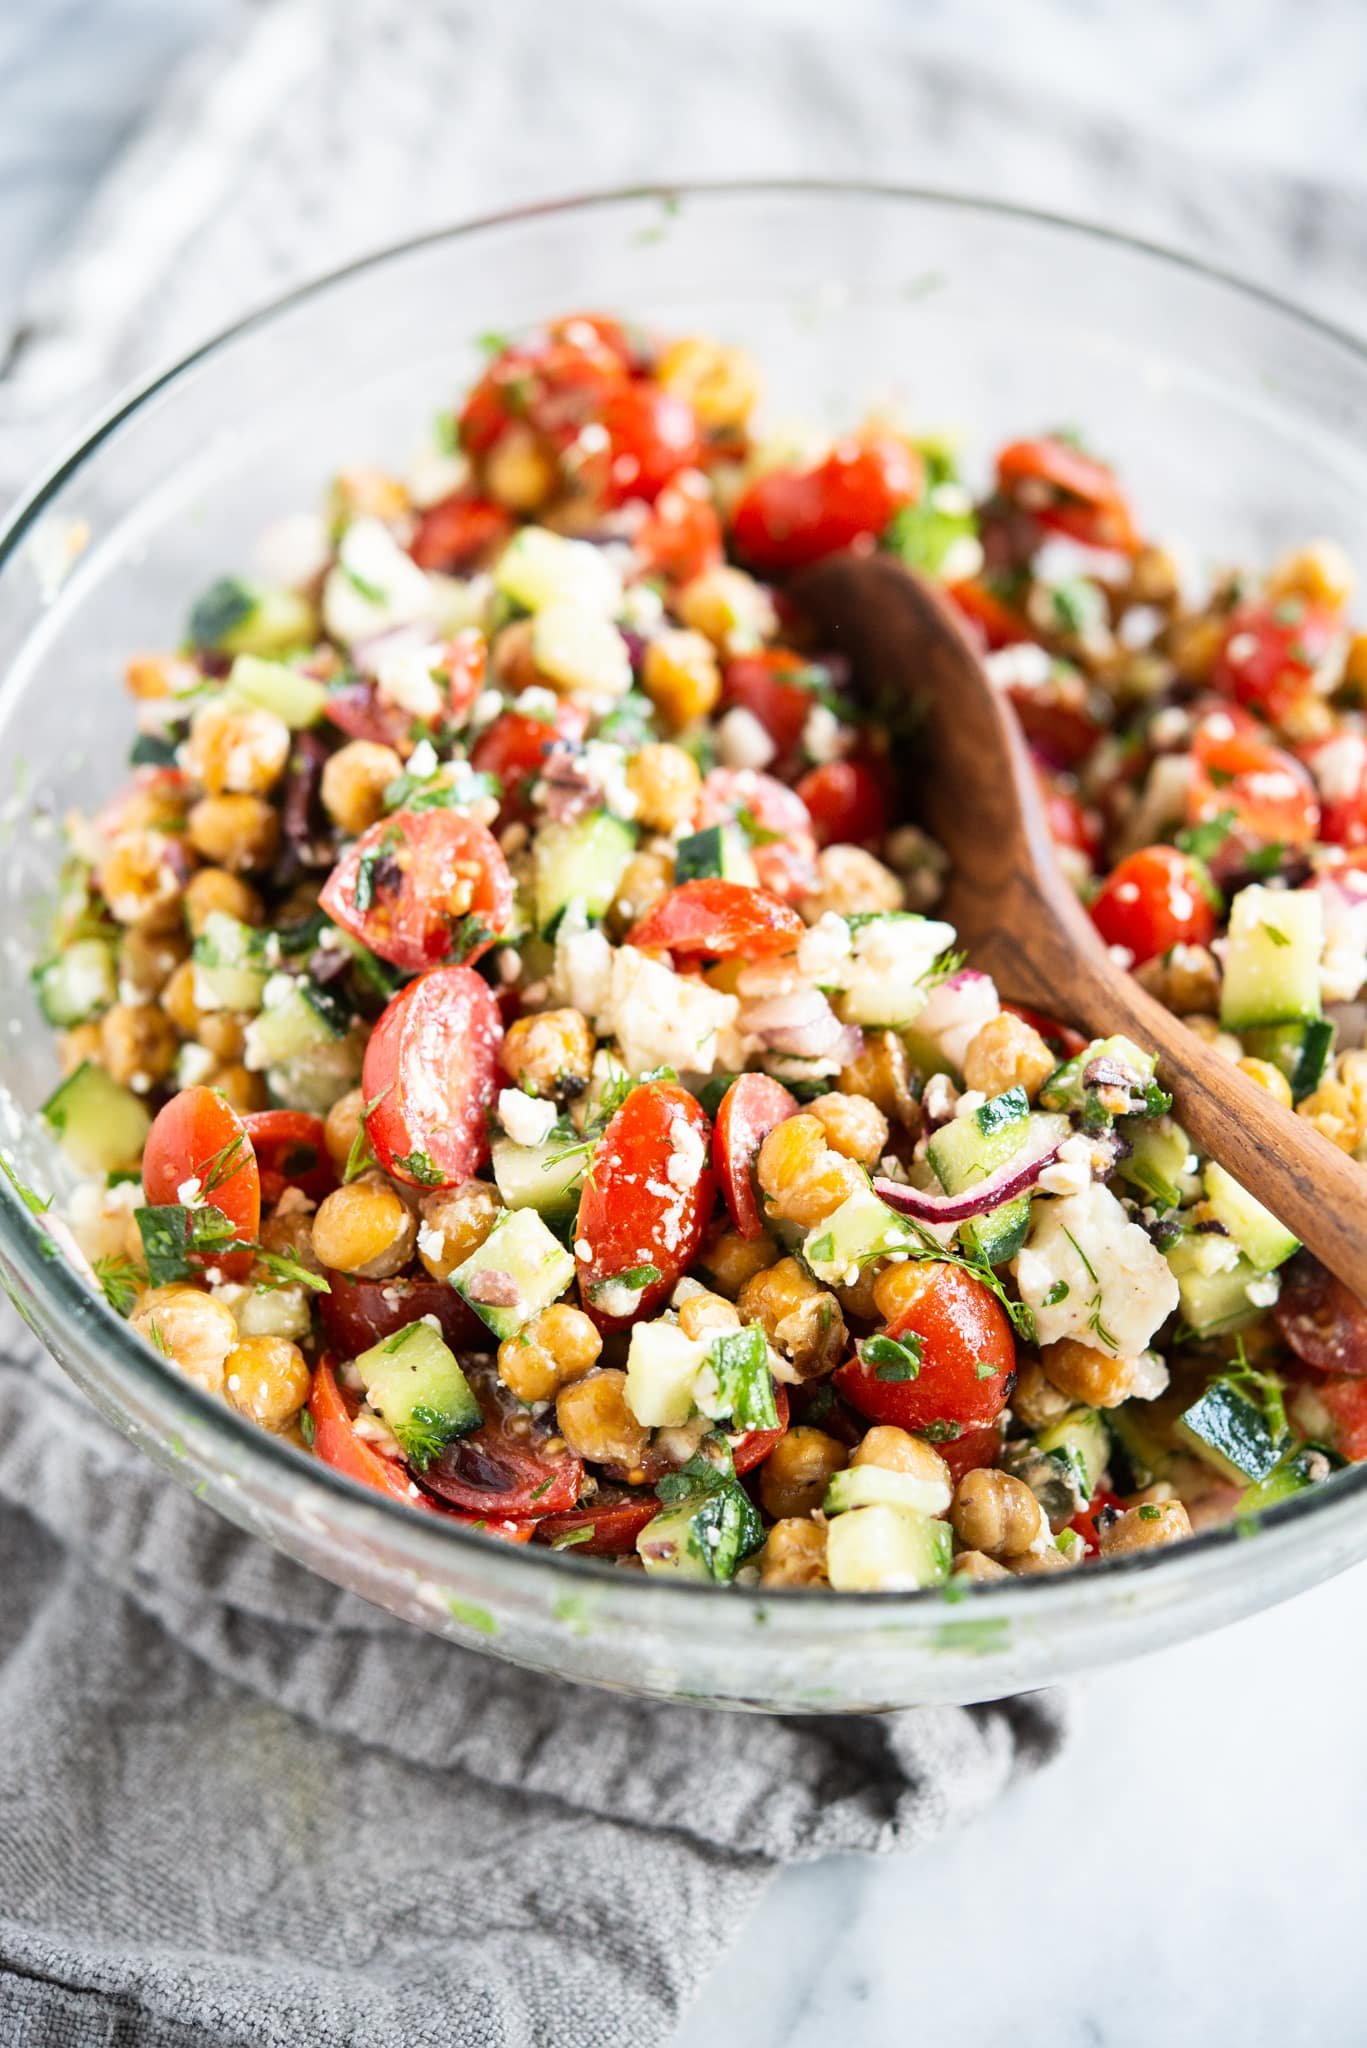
[4, 174, 1367, 1627]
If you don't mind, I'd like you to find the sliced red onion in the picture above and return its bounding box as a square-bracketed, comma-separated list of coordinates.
[873, 1126, 1067, 1224]
[743, 989, 848, 1058]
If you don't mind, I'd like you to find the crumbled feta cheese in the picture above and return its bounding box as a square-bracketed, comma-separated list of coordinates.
[470, 688, 503, 730]
[618, 581, 665, 633]
[1148, 706, 1191, 751]
[176, 1176, 203, 1207]
[581, 739, 639, 821]
[1130, 1349, 1171, 1401]
[552, 902, 615, 1022]
[921, 1072, 960, 1125]
[665, 1115, 706, 1190]
[375, 640, 446, 720]
[322, 517, 436, 645]
[606, 946, 740, 1077]
[253, 512, 332, 590]
[1311, 733, 1366, 805]
[495, 526, 623, 617]
[802, 703, 846, 764]
[797, 912, 853, 986]
[1037, 1131, 1095, 1198]
[984, 643, 1052, 693]
[574, 1240, 593, 1263]
[497, 1088, 558, 1149]
[406, 445, 470, 509]
[175, 1042, 218, 1089]
[531, 603, 632, 698]
[1013, 1182, 1179, 1357]
[954, 1090, 986, 1119]
[1245, 1274, 1282, 1310]
[417, 1222, 446, 1263]
[715, 706, 776, 771]
[513, 685, 561, 722]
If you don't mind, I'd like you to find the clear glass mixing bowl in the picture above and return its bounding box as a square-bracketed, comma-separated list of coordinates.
[4, 184, 1367, 1713]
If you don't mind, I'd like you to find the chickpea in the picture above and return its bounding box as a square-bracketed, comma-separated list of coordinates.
[187, 794, 280, 873]
[160, 958, 205, 1038]
[491, 618, 541, 693]
[257, 1193, 319, 1270]
[497, 1303, 602, 1403]
[1166, 613, 1225, 685]
[808, 1090, 889, 1167]
[656, 336, 761, 430]
[838, 1029, 920, 1129]
[962, 1012, 1056, 1104]
[951, 1467, 1043, 1559]
[759, 1517, 829, 1588]
[1009, 1543, 1077, 1577]
[320, 739, 403, 836]
[1097, 1500, 1192, 1555]
[852, 1426, 952, 1495]
[676, 1286, 741, 1344]
[1267, 539, 1355, 612]
[199, 1012, 246, 1062]
[870, 1259, 940, 1325]
[99, 829, 188, 931]
[59, 1022, 104, 1076]
[555, 1368, 650, 1469]
[329, 466, 408, 525]
[501, 1007, 595, 1101]
[324, 1087, 367, 1173]
[758, 1427, 847, 1519]
[415, 1180, 502, 1282]
[755, 1114, 864, 1229]
[98, 1002, 179, 1090]
[131, 1284, 238, 1394]
[183, 866, 265, 934]
[834, 1264, 882, 1323]
[698, 1226, 780, 1299]
[1124, 544, 1182, 611]
[608, 850, 674, 934]
[183, 699, 291, 796]
[800, 845, 904, 921]
[1346, 631, 1367, 696]
[1237, 1056, 1294, 1110]
[1009, 1357, 1073, 1433]
[738, 1257, 847, 1379]
[118, 925, 188, 1000]
[484, 422, 557, 513]
[311, 1175, 417, 1278]
[625, 742, 702, 833]
[1040, 1336, 1144, 1411]
[641, 629, 722, 729]
[1134, 943, 1220, 1017]
[205, 1062, 269, 1113]
[952, 1549, 1011, 1583]
[675, 565, 777, 652]
[1183, 1013, 1243, 1064]
[125, 652, 200, 699]
[223, 1334, 312, 1431]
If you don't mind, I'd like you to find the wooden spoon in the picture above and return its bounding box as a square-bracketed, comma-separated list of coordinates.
[795, 550, 1367, 1303]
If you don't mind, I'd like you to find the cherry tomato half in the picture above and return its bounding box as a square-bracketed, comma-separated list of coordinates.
[938, 1422, 1005, 1487]
[1211, 597, 1344, 727]
[1274, 1254, 1367, 1377]
[626, 878, 804, 959]
[996, 436, 1138, 553]
[796, 757, 894, 848]
[731, 437, 921, 573]
[720, 649, 819, 776]
[1089, 845, 1217, 967]
[320, 807, 513, 973]
[713, 1074, 799, 1239]
[471, 702, 590, 825]
[590, 383, 701, 506]
[309, 1357, 431, 1508]
[459, 332, 626, 457]
[418, 1366, 583, 1519]
[534, 1488, 660, 1555]
[318, 1270, 489, 1357]
[142, 1087, 260, 1283]
[241, 1110, 335, 1207]
[1301, 731, 1367, 849]
[575, 1080, 716, 1331]
[410, 496, 513, 573]
[833, 1261, 1016, 1435]
[634, 477, 723, 585]
[1189, 723, 1320, 849]
[947, 578, 1030, 651]
[1298, 1378, 1367, 1462]
[361, 964, 504, 1190]
[695, 768, 818, 902]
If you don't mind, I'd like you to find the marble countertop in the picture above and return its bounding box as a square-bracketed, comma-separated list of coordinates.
[5, 5, 1367, 2042]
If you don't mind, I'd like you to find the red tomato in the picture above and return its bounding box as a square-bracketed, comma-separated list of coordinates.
[1274, 1255, 1367, 1376]
[714, 1074, 799, 1239]
[996, 436, 1138, 553]
[634, 477, 723, 584]
[833, 1262, 1016, 1435]
[548, 311, 637, 367]
[361, 965, 503, 1190]
[948, 579, 1030, 651]
[721, 649, 819, 774]
[1089, 845, 1217, 966]
[1068, 1488, 1125, 1557]
[410, 496, 512, 572]
[1189, 724, 1320, 848]
[534, 1489, 659, 1555]
[1211, 598, 1344, 726]
[627, 878, 804, 959]
[1005, 662, 1106, 771]
[938, 1422, 1004, 1486]
[796, 757, 894, 848]
[142, 1087, 260, 1282]
[241, 1111, 334, 1207]
[1000, 1003, 1087, 1060]
[1301, 1378, 1367, 1462]
[1301, 731, 1367, 848]
[696, 769, 819, 902]
[732, 1381, 790, 1474]
[320, 807, 513, 973]
[318, 1270, 489, 1357]
[588, 383, 700, 506]
[418, 1367, 583, 1518]
[470, 702, 590, 822]
[575, 1081, 716, 1331]
[459, 333, 626, 456]
[732, 436, 921, 572]
[309, 1358, 432, 1508]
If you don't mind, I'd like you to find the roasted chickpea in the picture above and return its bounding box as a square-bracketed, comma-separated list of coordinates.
[738, 1257, 846, 1379]
[698, 1226, 780, 1299]
[951, 1467, 1043, 1559]
[1097, 1500, 1193, 1555]
[555, 1369, 650, 1470]
[187, 794, 280, 873]
[320, 739, 403, 836]
[625, 743, 701, 833]
[183, 699, 291, 796]
[808, 1090, 889, 1167]
[657, 336, 761, 430]
[497, 1304, 602, 1403]
[608, 850, 674, 934]
[1040, 1336, 1144, 1411]
[759, 1517, 829, 1587]
[1134, 943, 1221, 1017]
[59, 1022, 104, 1077]
[675, 1285, 741, 1344]
[851, 1426, 951, 1496]
[415, 1180, 502, 1282]
[323, 1087, 367, 1174]
[641, 629, 722, 729]
[870, 1260, 938, 1325]
[800, 845, 903, 921]
[118, 925, 188, 1000]
[484, 423, 557, 513]
[501, 1008, 595, 1101]
[98, 1002, 179, 1090]
[311, 1176, 416, 1278]
[130, 1284, 238, 1394]
[1237, 1056, 1294, 1109]
[491, 618, 541, 692]
[675, 566, 777, 652]
[755, 1114, 864, 1229]
[838, 1029, 920, 1129]
[183, 866, 266, 934]
[758, 1427, 847, 1520]
[961, 1012, 1056, 1103]
[1009, 1357, 1073, 1433]
[99, 829, 188, 931]
[205, 1062, 269, 1113]
[223, 1334, 312, 1430]
[952, 1549, 1012, 1583]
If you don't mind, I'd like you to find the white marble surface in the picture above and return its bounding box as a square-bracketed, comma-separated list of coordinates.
[6, 5, 1367, 2043]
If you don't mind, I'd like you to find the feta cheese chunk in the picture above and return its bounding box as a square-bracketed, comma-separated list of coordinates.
[322, 518, 436, 645]
[1013, 1182, 1179, 1358]
[497, 1088, 558, 1149]
[606, 946, 740, 1077]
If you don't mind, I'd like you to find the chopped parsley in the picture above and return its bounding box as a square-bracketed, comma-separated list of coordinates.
[858, 1330, 924, 1382]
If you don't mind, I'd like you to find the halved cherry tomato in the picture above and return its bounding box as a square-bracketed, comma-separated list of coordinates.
[309, 1357, 430, 1507]
[938, 1422, 1004, 1487]
[796, 756, 894, 848]
[1000, 1003, 1088, 1060]
[947, 578, 1030, 651]
[721, 649, 819, 776]
[1211, 597, 1344, 727]
[361, 964, 503, 1190]
[1037, 764, 1102, 865]
[242, 1110, 335, 1207]
[575, 1081, 716, 1331]
[634, 477, 723, 584]
[626, 878, 804, 959]
[534, 1488, 659, 1555]
[324, 634, 488, 753]
[731, 436, 921, 573]
[320, 807, 513, 973]
[410, 496, 513, 572]
[588, 383, 701, 506]
[1189, 723, 1320, 849]
[1274, 1255, 1367, 1377]
[996, 436, 1138, 553]
[1298, 1377, 1367, 1462]
[459, 332, 626, 457]
[1005, 660, 1106, 771]
[714, 1074, 799, 1239]
[833, 1261, 1016, 1434]
[1089, 844, 1217, 967]
[419, 1369, 584, 1518]
[732, 1381, 790, 1474]
[142, 1087, 260, 1282]
[1069, 1488, 1125, 1557]
[695, 768, 819, 902]
[471, 702, 590, 824]
[1300, 731, 1367, 848]
[548, 311, 637, 368]
[318, 1269, 489, 1357]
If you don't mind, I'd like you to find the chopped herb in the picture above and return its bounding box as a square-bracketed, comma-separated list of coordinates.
[597, 1263, 662, 1295]
[135, 1203, 246, 1286]
[921, 1419, 963, 1443]
[299, 1407, 316, 1447]
[549, 1525, 596, 1549]
[923, 944, 967, 989]
[381, 1320, 425, 1353]
[655, 1440, 735, 1506]
[1261, 921, 1291, 948]
[476, 331, 512, 359]
[1176, 809, 1238, 863]
[344, 1083, 393, 1183]
[449, 913, 495, 963]
[198, 1132, 248, 1198]
[255, 1250, 331, 1295]
[734, 806, 782, 848]
[394, 1404, 455, 1471]
[343, 563, 388, 606]
[1137, 1503, 1162, 1521]
[1062, 1227, 1098, 1284]
[146, 1317, 171, 1356]
[858, 1330, 924, 1382]
[1086, 1289, 1119, 1354]
[391, 1149, 445, 1186]
[974, 1360, 1000, 1380]
[92, 1254, 141, 1317]
[1044, 1279, 1070, 1306]
[0, 1153, 53, 1216]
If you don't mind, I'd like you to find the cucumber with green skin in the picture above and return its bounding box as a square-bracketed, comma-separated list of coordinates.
[823, 1462, 951, 1519]
[1164, 1233, 1266, 1338]
[192, 912, 271, 1015]
[32, 939, 117, 1027]
[636, 1483, 763, 1581]
[491, 1128, 587, 1224]
[188, 577, 316, 657]
[1242, 1018, 1335, 1100]
[1202, 1161, 1299, 1272]
[1237, 1441, 1342, 1514]
[673, 823, 757, 886]
[927, 1092, 1062, 1264]
[533, 811, 636, 935]
[1116, 1114, 1191, 1211]
[223, 653, 327, 729]
[41, 1062, 151, 1176]
[1177, 1377, 1289, 1485]
[352, 1318, 481, 1467]
[451, 1206, 576, 1340]
[824, 1503, 952, 1591]
[1219, 884, 1323, 1030]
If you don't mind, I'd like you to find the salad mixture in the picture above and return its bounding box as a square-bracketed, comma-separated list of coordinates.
[23, 310, 1367, 1593]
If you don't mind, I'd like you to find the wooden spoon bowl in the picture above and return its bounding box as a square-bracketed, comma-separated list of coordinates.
[795, 551, 1367, 1303]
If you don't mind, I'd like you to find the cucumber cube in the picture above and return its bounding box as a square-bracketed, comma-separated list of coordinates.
[533, 811, 636, 935]
[1220, 884, 1323, 1030]
[825, 1504, 952, 1591]
[673, 824, 758, 886]
[697, 1324, 778, 1431]
[491, 1131, 587, 1224]
[41, 1062, 152, 1176]
[193, 912, 271, 1014]
[352, 1318, 481, 1468]
[495, 527, 622, 616]
[224, 653, 327, 729]
[625, 1320, 705, 1428]
[32, 938, 117, 1026]
[1202, 1161, 1299, 1272]
[451, 1207, 575, 1340]
[637, 1482, 763, 1581]
[188, 576, 316, 656]
[1177, 1378, 1289, 1484]
[803, 1186, 918, 1284]
[823, 1462, 952, 1518]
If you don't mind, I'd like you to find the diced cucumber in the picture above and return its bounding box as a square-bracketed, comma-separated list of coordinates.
[625, 1320, 705, 1428]
[223, 653, 327, 729]
[494, 527, 622, 617]
[41, 1062, 151, 1175]
[837, 912, 955, 1030]
[192, 912, 271, 1014]
[637, 1482, 763, 1581]
[451, 1206, 575, 1340]
[1220, 884, 1323, 1030]
[1164, 1233, 1265, 1338]
[1117, 1114, 1191, 1211]
[1176, 1377, 1289, 1484]
[1202, 1161, 1299, 1272]
[697, 1324, 778, 1432]
[1039, 1034, 1155, 1114]
[927, 1086, 1030, 1186]
[1105, 1403, 1176, 1490]
[352, 1317, 481, 1467]
[1237, 1441, 1342, 1515]
[491, 1128, 587, 1224]
[961, 1195, 1032, 1266]
[32, 939, 117, 1026]
[1243, 1018, 1335, 1101]
[823, 1462, 952, 1518]
[803, 1185, 918, 1283]
[533, 811, 636, 935]
[673, 823, 758, 886]
[244, 975, 362, 1115]
[903, 971, 1000, 1079]
[188, 576, 316, 656]
[825, 1504, 952, 1591]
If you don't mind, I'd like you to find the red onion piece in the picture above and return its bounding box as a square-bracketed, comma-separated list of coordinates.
[873, 1128, 1066, 1224]
[742, 988, 848, 1058]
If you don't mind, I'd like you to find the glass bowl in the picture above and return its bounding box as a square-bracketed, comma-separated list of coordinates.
[4, 183, 1367, 1714]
